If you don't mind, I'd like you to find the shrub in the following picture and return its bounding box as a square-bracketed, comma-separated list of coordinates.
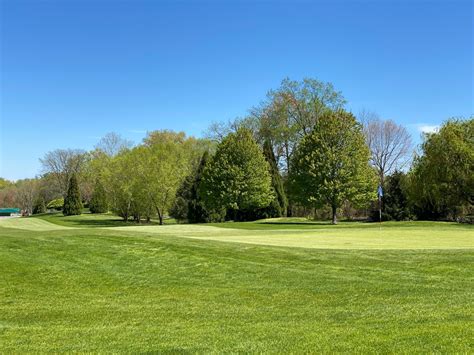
[47, 198, 64, 211]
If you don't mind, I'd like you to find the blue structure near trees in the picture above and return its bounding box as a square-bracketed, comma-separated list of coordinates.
[0, 208, 21, 216]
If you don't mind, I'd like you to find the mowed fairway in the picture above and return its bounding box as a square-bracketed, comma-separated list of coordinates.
[0, 215, 473, 352]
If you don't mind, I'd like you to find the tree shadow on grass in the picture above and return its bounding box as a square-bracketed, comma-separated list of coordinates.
[39, 214, 161, 228]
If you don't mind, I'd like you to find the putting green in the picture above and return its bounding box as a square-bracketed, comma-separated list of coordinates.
[2, 217, 472, 250]
[0, 217, 68, 231]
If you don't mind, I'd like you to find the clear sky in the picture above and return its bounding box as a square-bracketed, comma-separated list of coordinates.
[1, 0, 472, 180]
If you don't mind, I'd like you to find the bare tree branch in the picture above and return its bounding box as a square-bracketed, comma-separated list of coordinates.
[95, 132, 133, 157]
[360, 111, 413, 185]
[40, 149, 87, 197]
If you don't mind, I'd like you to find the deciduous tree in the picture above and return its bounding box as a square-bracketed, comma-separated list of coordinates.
[40, 149, 87, 197]
[251, 77, 346, 172]
[290, 110, 377, 224]
[200, 128, 274, 221]
[89, 180, 108, 214]
[16, 179, 39, 215]
[360, 111, 413, 185]
[407, 117, 473, 220]
[95, 132, 133, 157]
[138, 131, 196, 225]
[104, 149, 135, 221]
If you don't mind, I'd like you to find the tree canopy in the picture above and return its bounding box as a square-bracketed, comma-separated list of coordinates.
[407, 117, 473, 220]
[360, 111, 413, 186]
[5, 76, 468, 224]
[200, 128, 274, 221]
[290, 110, 377, 224]
[137, 131, 197, 224]
[40, 149, 87, 198]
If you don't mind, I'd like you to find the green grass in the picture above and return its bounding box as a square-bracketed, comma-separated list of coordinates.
[0, 214, 473, 352]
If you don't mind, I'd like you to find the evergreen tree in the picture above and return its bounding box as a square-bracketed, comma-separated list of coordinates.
[290, 110, 377, 224]
[89, 180, 108, 214]
[33, 195, 46, 214]
[262, 139, 287, 217]
[200, 128, 274, 221]
[170, 151, 213, 223]
[169, 175, 192, 222]
[187, 151, 210, 223]
[169, 194, 189, 222]
[370, 170, 412, 221]
[383, 171, 412, 221]
[63, 174, 83, 216]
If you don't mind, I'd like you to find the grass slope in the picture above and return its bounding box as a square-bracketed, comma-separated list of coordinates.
[12, 213, 474, 250]
[0, 215, 473, 352]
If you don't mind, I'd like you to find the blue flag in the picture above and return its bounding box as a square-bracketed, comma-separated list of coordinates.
[378, 185, 383, 197]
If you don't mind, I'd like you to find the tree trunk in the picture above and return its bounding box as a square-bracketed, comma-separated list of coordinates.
[157, 209, 163, 225]
[331, 205, 337, 225]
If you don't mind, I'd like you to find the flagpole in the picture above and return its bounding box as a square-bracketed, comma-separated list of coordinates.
[377, 185, 383, 224]
[379, 194, 382, 224]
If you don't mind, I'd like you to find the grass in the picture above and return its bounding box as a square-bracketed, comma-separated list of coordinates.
[0, 214, 473, 352]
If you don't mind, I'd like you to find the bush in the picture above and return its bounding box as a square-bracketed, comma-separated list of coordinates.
[47, 198, 64, 211]
[230, 199, 282, 221]
[206, 208, 227, 223]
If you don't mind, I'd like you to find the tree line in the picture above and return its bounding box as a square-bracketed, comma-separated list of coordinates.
[1, 78, 472, 223]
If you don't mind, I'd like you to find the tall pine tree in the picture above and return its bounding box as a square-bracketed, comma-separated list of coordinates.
[187, 151, 210, 223]
[262, 139, 287, 217]
[170, 151, 210, 223]
[63, 174, 83, 216]
[33, 195, 47, 215]
[383, 171, 412, 221]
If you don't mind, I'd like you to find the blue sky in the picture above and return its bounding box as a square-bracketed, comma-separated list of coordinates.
[1, 0, 472, 180]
